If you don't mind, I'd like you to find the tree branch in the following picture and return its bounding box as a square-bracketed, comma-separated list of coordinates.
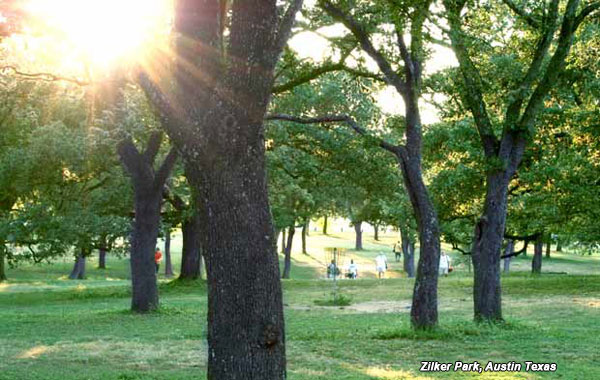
[154, 147, 179, 190]
[500, 0, 541, 28]
[320, 0, 407, 94]
[143, 131, 164, 163]
[1, 66, 90, 86]
[265, 113, 402, 155]
[274, 0, 305, 55]
[575, 1, 600, 28]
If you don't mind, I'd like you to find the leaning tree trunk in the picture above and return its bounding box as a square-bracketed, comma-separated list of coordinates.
[354, 221, 363, 251]
[98, 248, 107, 269]
[397, 149, 441, 329]
[0, 248, 7, 282]
[180, 213, 202, 280]
[323, 215, 328, 235]
[545, 240, 551, 259]
[282, 226, 295, 279]
[503, 240, 514, 274]
[164, 228, 174, 277]
[69, 253, 86, 280]
[532, 236, 543, 274]
[400, 228, 415, 278]
[374, 224, 379, 241]
[301, 223, 307, 254]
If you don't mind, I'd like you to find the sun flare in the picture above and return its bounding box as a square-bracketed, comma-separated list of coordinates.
[24, 0, 172, 68]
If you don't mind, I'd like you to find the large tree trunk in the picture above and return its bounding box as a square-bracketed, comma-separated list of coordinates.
[282, 226, 295, 279]
[69, 253, 86, 280]
[400, 228, 415, 278]
[532, 236, 543, 274]
[98, 248, 106, 269]
[545, 240, 551, 259]
[301, 223, 307, 254]
[323, 215, 328, 235]
[354, 221, 363, 251]
[503, 240, 513, 274]
[164, 228, 174, 277]
[374, 223, 379, 241]
[185, 154, 286, 378]
[180, 213, 202, 280]
[0, 248, 7, 282]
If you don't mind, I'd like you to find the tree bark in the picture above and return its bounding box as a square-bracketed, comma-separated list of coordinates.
[180, 213, 202, 280]
[98, 248, 106, 269]
[545, 240, 551, 259]
[164, 228, 174, 277]
[374, 223, 379, 241]
[323, 215, 328, 235]
[281, 228, 286, 254]
[282, 226, 295, 279]
[68, 253, 86, 280]
[400, 228, 416, 278]
[532, 236, 543, 274]
[0, 248, 7, 282]
[503, 240, 513, 274]
[354, 221, 363, 251]
[301, 223, 307, 254]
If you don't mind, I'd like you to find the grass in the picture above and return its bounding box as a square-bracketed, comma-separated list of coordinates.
[0, 225, 599, 379]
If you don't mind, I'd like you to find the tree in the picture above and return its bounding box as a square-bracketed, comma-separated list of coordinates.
[136, 1, 304, 376]
[442, 0, 599, 321]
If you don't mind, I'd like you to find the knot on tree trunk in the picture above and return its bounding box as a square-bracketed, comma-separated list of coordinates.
[261, 323, 280, 349]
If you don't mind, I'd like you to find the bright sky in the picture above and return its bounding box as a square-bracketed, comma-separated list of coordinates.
[288, 23, 458, 124]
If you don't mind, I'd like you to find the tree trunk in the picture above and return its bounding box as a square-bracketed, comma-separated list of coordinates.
[282, 226, 295, 279]
[374, 224, 379, 241]
[323, 215, 328, 235]
[69, 254, 86, 280]
[305, 220, 309, 236]
[354, 221, 363, 251]
[532, 236, 543, 274]
[164, 228, 174, 277]
[98, 248, 106, 269]
[400, 228, 415, 278]
[180, 213, 202, 280]
[471, 171, 514, 322]
[545, 240, 551, 259]
[556, 240, 562, 252]
[503, 240, 513, 274]
[301, 223, 307, 254]
[130, 191, 161, 311]
[184, 153, 286, 378]
[0, 248, 7, 282]
[281, 229, 286, 254]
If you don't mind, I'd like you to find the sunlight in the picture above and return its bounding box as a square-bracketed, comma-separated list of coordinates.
[23, 0, 172, 68]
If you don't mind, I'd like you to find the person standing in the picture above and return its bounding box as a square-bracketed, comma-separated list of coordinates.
[439, 251, 451, 277]
[154, 247, 163, 274]
[375, 253, 388, 279]
[393, 241, 402, 262]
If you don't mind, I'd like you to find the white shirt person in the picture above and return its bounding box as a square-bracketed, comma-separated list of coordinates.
[375, 253, 388, 278]
[439, 252, 451, 276]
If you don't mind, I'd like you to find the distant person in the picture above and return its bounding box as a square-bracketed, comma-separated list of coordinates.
[375, 253, 388, 278]
[439, 251, 451, 276]
[347, 259, 358, 279]
[393, 241, 402, 262]
[327, 260, 337, 279]
[155, 247, 163, 274]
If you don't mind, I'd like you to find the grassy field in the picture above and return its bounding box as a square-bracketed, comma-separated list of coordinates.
[0, 227, 599, 379]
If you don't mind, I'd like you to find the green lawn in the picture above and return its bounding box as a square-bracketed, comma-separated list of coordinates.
[0, 228, 599, 379]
